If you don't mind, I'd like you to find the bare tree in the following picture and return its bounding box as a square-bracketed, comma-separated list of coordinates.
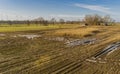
[43, 20, 48, 26]
[102, 15, 113, 26]
[84, 15, 94, 26]
[8, 20, 12, 26]
[59, 19, 65, 24]
[84, 14, 114, 26]
[93, 14, 102, 25]
[26, 20, 30, 26]
[34, 17, 44, 25]
[50, 18, 56, 25]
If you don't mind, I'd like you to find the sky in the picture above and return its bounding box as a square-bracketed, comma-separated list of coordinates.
[0, 0, 120, 21]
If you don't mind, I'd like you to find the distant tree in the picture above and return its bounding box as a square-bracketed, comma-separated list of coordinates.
[84, 15, 93, 26]
[8, 21, 12, 26]
[93, 14, 102, 25]
[59, 19, 65, 24]
[35, 21, 38, 25]
[102, 15, 114, 26]
[38, 17, 44, 25]
[34, 17, 44, 25]
[50, 18, 56, 25]
[26, 20, 30, 26]
[34, 17, 44, 21]
[84, 14, 114, 26]
[43, 20, 48, 26]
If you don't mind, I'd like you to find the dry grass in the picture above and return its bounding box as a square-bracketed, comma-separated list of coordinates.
[53, 26, 100, 37]
[0, 25, 120, 74]
[0, 24, 82, 32]
[34, 55, 51, 67]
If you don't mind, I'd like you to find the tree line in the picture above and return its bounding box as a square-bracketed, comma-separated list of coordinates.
[0, 14, 115, 26]
[0, 18, 82, 26]
[84, 14, 115, 26]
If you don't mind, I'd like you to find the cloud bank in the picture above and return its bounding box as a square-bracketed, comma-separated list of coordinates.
[74, 3, 111, 14]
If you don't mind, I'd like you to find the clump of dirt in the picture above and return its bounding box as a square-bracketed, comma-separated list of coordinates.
[92, 30, 100, 34]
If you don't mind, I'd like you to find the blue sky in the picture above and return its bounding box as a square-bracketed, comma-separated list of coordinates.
[0, 0, 120, 21]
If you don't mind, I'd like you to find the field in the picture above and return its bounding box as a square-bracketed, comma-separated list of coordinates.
[0, 24, 120, 74]
[0, 24, 81, 32]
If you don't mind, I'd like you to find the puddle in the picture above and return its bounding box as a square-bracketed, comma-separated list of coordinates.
[0, 34, 6, 36]
[86, 59, 97, 63]
[94, 42, 120, 58]
[86, 59, 107, 64]
[13, 34, 42, 39]
[44, 37, 66, 42]
[65, 38, 96, 47]
[45, 37, 97, 47]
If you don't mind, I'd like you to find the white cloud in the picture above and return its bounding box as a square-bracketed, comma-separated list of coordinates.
[50, 14, 84, 18]
[49, 14, 85, 21]
[0, 9, 33, 20]
[74, 3, 111, 14]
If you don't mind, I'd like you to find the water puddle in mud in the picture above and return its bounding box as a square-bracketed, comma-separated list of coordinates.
[14, 34, 42, 39]
[44, 37, 66, 42]
[1, 33, 97, 47]
[94, 42, 120, 58]
[65, 38, 97, 47]
[1, 33, 42, 39]
[0, 34, 6, 36]
[44, 37, 97, 47]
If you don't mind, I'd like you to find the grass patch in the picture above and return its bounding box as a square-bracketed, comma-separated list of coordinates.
[53, 27, 99, 38]
[0, 24, 82, 32]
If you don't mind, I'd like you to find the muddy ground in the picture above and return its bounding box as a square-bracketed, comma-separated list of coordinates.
[0, 26, 120, 74]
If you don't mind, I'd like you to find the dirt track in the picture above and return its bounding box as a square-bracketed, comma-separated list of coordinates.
[0, 26, 120, 74]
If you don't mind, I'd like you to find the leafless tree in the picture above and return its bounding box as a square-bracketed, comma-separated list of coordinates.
[26, 20, 30, 26]
[84, 14, 114, 26]
[50, 18, 56, 25]
[102, 15, 114, 26]
[59, 19, 65, 24]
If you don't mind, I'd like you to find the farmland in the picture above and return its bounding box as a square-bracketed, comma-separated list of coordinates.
[0, 24, 120, 74]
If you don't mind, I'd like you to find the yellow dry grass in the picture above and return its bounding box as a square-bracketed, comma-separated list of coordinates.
[0, 24, 82, 32]
[53, 27, 99, 37]
[34, 55, 51, 67]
